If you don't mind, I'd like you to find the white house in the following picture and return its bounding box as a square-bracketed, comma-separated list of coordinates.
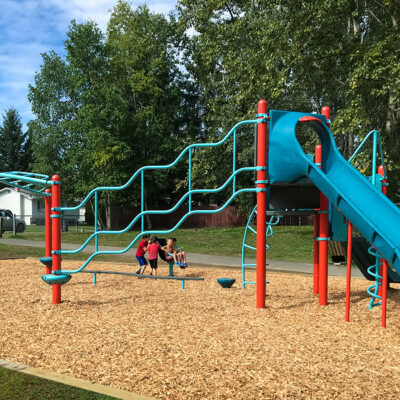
[0, 187, 85, 225]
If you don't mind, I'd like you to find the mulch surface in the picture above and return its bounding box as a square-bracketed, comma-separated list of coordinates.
[0, 258, 400, 399]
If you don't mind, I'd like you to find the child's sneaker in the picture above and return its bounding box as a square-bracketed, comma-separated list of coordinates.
[136, 269, 141, 274]
[174, 263, 180, 267]
[183, 263, 187, 268]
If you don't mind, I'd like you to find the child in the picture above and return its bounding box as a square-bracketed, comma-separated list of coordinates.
[172, 237, 187, 268]
[147, 236, 160, 276]
[161, 238, 176, 265]
[135, 234, 150, 274]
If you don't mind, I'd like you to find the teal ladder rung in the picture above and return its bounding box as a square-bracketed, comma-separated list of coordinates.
[248, 226, 256, 234]
[244, 244, 257, 250]
[243, 263, 256, 267]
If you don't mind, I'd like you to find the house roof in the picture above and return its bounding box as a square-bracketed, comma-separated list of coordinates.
[0, 187, 39, 200]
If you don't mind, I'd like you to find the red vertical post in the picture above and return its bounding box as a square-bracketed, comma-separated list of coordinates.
[51, 175, 62, 305]
[256, 100, 268, 309]
[381, 259, 388, 328]
[378, 165, 387, 196]
[378, 164, 388, 327]
[319, 106, 331, 306]
[345, 221, 352, 322]
[44, 188, 52, 275]
[313, 146, 321, 294]
[377, 165, 387, 298]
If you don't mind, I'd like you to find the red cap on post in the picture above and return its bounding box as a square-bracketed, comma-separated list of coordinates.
[321, 106, 331, 127]
[258, 99, 267, 115]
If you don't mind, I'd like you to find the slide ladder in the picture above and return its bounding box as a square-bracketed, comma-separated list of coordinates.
[367, 246, 383, 309]
[241, 205, 280, 288]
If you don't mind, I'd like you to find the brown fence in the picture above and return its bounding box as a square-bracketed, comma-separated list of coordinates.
[110, 205, 246, 230]
[110, 205, 314, 230]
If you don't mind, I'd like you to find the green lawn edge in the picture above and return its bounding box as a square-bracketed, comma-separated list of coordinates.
[0, 367, 118, 400]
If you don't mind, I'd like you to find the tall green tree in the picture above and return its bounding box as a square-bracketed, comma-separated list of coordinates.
[177, 0, 400, 201]
[0, 108, 31, 171]
[28, 3, 199, 228]
[29, 20, 130, 227]
[107, 2, 198, 206]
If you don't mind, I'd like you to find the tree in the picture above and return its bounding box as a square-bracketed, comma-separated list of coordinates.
[28, 21, 130, 228]
[28, 3, 199, 228]
[177, 0, 400, 203]
[107, 2, 198, 208]
[0, 108, 31, 171]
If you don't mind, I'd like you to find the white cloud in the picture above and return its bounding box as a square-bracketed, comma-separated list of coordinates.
[46, 0, 118, 32]
[0, 0, 177, 128]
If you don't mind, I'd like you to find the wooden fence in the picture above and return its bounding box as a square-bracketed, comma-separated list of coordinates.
[109, 205, 314, 230]
[110, 205, 246, 230]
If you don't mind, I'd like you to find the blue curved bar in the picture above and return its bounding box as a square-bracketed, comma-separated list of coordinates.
[0, 172, 52, 186]
[61, 166, 259, 254]
[241, 205, 280, 289]
[59, 119, 261, 212]
[61, 188, 257, 274]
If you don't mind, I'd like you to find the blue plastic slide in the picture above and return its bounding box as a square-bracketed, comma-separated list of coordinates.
[268, 110, 400, 273]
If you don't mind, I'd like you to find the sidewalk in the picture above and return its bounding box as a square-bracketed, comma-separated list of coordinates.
[0, 238, 363, 278]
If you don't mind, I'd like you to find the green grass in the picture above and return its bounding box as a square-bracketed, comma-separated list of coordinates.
[0, 367, 117, 400]
[2, 225, 315, 263]
[0, 243, 138, 264]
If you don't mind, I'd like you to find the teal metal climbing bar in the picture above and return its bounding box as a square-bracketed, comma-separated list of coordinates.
[49, 118, 263, 277]
[60, 188, 258, 274]
[349, 130, 386, 185]
[367, 246, 383, 309]
[0, 171, 52, 196]
[241, 205, 280, 288]
[59, 119, 262, 213]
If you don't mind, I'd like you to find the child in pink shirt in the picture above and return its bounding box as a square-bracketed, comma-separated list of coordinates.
[146, 236, 160, 276]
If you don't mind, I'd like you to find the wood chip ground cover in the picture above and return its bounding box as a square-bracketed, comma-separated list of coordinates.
[0, 258, 399, 399]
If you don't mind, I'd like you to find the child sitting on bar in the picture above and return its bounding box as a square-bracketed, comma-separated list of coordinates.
[161, 238, 175, 265]
[172, 237, 187, 268]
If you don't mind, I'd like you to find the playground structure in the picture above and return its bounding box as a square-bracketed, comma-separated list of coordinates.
[1, 100, 400, 328]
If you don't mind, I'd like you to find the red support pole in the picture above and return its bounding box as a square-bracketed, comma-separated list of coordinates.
[377, 165, 387, 298]
[313, 146, 321, 294]
[51, 175, 62, 305]
[318, 106, 331, 306]
[256, 100, 268, 309]
[382, 259, 388, 328]
[378, 164, 388, 327]
[44, 188, 52, 275]
[345, 221, 352, 322]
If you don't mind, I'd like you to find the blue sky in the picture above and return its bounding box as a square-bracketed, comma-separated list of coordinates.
[0, 0, 177, 129]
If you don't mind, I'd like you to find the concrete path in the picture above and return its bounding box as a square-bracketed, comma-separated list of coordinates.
[0, 237, 363, 278]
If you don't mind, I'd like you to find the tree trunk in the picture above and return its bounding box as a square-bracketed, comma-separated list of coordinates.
[386, 6, 400, 146]
[144, 200, 152, 230]
[89, 198, 106, 230]
[105, 194, 112, 230]
[348, 131, 354, 159]
[348, 6, 362, 158]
